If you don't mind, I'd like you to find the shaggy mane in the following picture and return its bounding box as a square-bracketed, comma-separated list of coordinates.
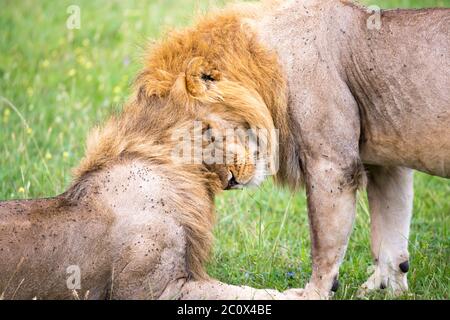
[135, 4, 302, 189]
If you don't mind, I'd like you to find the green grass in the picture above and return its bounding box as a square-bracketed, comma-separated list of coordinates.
[0, 0, 448, 299]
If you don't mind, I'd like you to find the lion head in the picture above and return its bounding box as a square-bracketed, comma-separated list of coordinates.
[133, 9, 299, 189]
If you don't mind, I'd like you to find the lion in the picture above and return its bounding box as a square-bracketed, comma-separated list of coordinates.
[131, 0, 449, 299]
[2, 0, 448, 300]
[0, 92, 301, 299]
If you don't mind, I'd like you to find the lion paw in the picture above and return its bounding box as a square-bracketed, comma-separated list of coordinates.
[357, 264, 408, 298]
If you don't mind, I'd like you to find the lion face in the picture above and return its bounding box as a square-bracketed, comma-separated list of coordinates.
[225, 154, 265, 190]
[203, 127, 265, 190]
[134, 16, 286, 190]
[135, 55, 277, 191]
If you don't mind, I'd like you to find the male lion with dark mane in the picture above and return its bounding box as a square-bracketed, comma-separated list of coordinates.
[132, 0, 449, 299]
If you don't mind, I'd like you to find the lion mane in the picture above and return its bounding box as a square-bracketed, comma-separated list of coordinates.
[72, 6, 301, 280]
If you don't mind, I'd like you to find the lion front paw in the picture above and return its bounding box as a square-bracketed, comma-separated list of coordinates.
[357, 264, 408, 298]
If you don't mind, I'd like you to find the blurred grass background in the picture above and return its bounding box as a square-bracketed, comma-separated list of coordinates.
[0, 0, 448, 299]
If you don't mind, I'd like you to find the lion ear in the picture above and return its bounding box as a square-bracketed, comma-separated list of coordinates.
[185, 57, 221, 98]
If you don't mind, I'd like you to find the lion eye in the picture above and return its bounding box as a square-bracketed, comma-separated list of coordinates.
[201, 73, 215, 82]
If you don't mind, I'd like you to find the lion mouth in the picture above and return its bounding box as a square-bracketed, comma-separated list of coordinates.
[225, 172, 242, 190]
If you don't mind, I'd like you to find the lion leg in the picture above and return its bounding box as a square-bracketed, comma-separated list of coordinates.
[111, 237, 186, 300]
[110, 215, 188, 300]
[289, 157, 360, 299]
[358, 166, 413, 297]
[160, 278, 301, 300]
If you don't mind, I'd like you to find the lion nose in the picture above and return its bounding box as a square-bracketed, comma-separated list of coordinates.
[226, 173, 239, 190]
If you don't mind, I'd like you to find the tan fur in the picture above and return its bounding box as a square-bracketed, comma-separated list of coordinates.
[128, 0, 449, 299]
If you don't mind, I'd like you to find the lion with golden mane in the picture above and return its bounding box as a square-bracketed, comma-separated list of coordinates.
[0, 67, 295, 299]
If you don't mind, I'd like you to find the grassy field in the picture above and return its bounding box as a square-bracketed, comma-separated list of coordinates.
[0, 0, 448, 299]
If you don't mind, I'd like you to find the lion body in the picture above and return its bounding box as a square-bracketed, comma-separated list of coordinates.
[0, 198, 113, 299]
[0, 160, 297, 299]
[133, 0, 449, 298]
[0, 162, 189, 299]
[0, 86, 295, 299]
[248, 0, 449, 297]
[254, 0, 450, 178]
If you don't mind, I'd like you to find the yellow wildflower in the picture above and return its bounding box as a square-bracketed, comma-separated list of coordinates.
[41, 59, 50, 68]
[68, 69, 76, 77]
[27, 87, 34, 97]
[77, 55, 86, 66]
[2, 109, 10, 123]
[113, 86, 122, 94]
[18, 187, 25, 194]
